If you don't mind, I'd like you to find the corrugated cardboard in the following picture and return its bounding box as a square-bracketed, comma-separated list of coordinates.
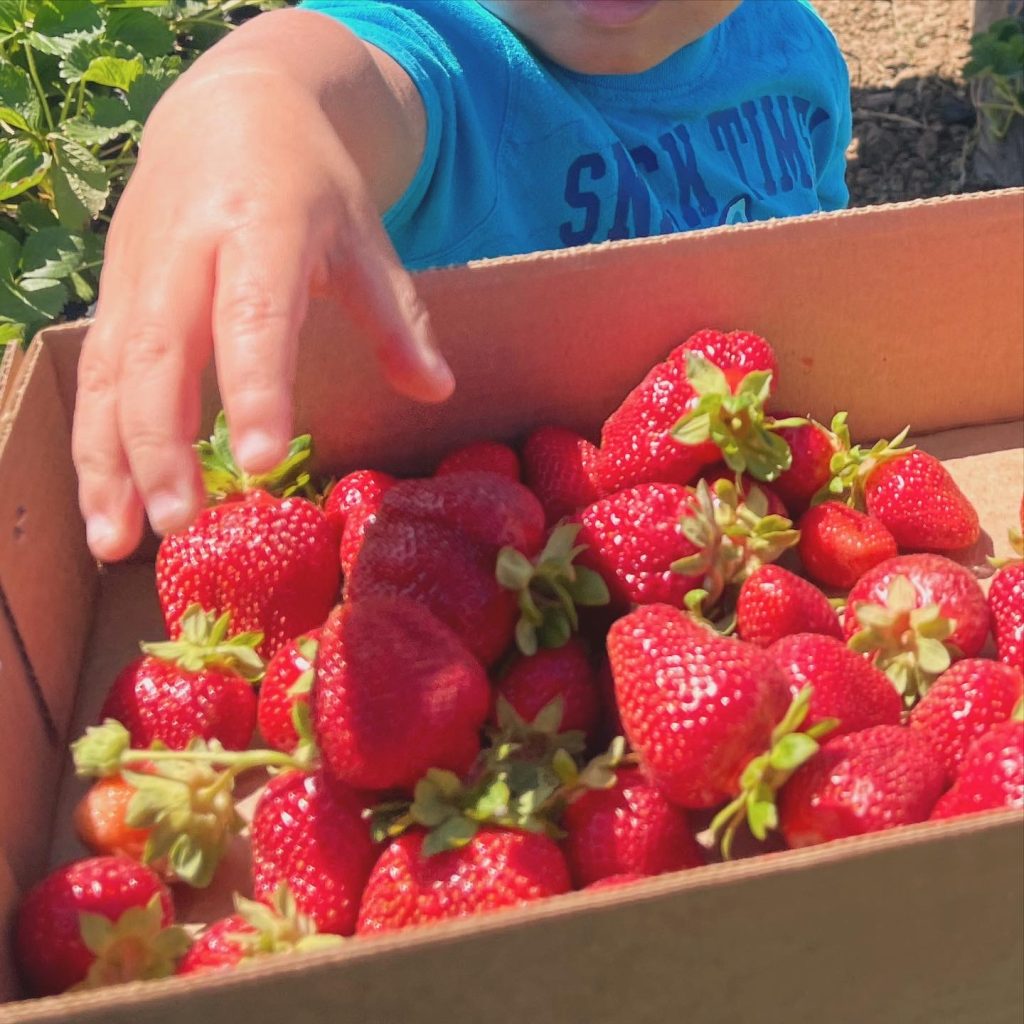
[0, 190, 1022, 1023]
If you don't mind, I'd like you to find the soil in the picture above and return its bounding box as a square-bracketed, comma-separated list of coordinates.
[816, 0, 985, 206]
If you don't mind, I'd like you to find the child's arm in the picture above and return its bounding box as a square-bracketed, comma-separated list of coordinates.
[73, 8, 452, 562]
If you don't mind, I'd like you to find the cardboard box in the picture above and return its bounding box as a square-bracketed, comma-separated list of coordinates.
[0, 189, 1022, 1023]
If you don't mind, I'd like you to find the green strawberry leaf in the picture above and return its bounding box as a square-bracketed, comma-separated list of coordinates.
[20, 226, 85, 280]
[49, 136, 110, 230]
[0, 137, 50, 201]
[106, 8, 175, 58]
[0, 63, 40, 133]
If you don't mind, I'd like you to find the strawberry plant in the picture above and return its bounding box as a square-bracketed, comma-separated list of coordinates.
[964, 15, 1024, 140]
[0, 0, 286, 347]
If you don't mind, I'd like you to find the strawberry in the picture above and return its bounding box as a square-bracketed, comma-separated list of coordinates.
[778, 726, 946, 848]
[436, 441, 520, 479]
[250, 770, 377, 936]
[585, 873, 645, 891]
[770, 417, 836, 514]
[561, 767, 704, 887]
[356, 827, 571, 934]
[312, 597, 491, 791]
[930, 716, 1024, 820]
[608, 604, 790, 808]
[845, 554, 991, 704]
[769, 634, 903, 737]
[100, 606, 262, 751]
[909, 660, 1023, 780]
[699, 466, 789, 517]
[177, 886, 341, 976]
[595, 329, 785, 493]
[798, 501, 898, 590]
[522, 426, 603, 525]
[736, 565, 842, 647]
[324, 469, 396, 575]
[74, 776, 151, 863]
[494, 639, 602, 741]
[14, 856, 188, 996]
[157, 415, 339, 659]
[991, 561, 1024, 671]
[257, 631, 320, 754]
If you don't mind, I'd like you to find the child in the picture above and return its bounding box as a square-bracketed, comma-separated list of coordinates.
[73, 0, 851, 562]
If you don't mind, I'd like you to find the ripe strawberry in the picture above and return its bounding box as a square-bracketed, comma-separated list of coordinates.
[356, 827, 571, 934]
[736, 565, 841, 647]
[585, 873, 645, 891]
[778, 726, 946, 848]
[313, 597, 491, 791]
[250, 770, 377, 936]
[845, 554, 990, 704]
[991, 561, 1024, 671]
[562, 767, 704, 887]
[909, 660, 1023, 780]
[257, 631, 320, 754]
[798, 501, 898, 590]
[324, 469, 396, 575]
[522, 426, 603, 525]
[769, 634, 903, 737]
[74, 776, 150, 862]
[930, 718, 1024, 820]
[14, 856, 187, 996]
[157, 416, 339, 659]
[595, 329, 782, 493]
[100, 606, 262, 751]
[494, 639, 601, 740]
[436, 441, 520, 479]
[608, 604, 790, 808]
[770, 417, 836, 514]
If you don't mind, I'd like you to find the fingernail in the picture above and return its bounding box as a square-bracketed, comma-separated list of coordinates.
[86, 516, 118, 554]
[234, 430, 283, 473]
[148, 492, 193, 534]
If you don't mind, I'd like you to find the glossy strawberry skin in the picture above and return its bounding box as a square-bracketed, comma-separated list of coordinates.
[74, 776, 150, 862]
[494, 639, 601, 739]
[177, 915, 252, 975]
[769, 634, 903, 737]
[156, 492, 340, 660]
[771, 419, 835, 514]
[257, 630, 320, 753]
[323, 470, 396, 540]
[356, 828, 571, 934]
[843, 554, 991, 659]
[15, 857, 173, 997]
[736, 565, 841, 648]
[990, 561, 1024, 671]
[865, 450, 980, 551]
[608, 605, 791, 808]
[250, 770, 376, 936]
[595, 329, 777, 493]
[313, 598, 491, 791]
[779, 726, 946, 848]
[522, 426, 603, 526]
[562, 768, 704, 887]
[798, 501, 898, 590]
[909, 659, 1023, 780]
[436, 441, 520, 480]
[100, 655, 256, 751]
[930, 720, 1024, 820]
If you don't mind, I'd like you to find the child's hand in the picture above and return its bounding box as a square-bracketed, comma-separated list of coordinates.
[73, 15, 451, 562]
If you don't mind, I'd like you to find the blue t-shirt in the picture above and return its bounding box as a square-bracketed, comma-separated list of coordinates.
[300, 0, 852, 270]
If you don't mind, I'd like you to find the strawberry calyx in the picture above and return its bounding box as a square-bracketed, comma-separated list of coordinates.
[198, 410, 313, 500]
[812, 413, 915, 509]
[225, 885, 343, 960]
[988, 523, 1024, 569]
[73, 893, 190, 991]
[669, 354, 805, 482]
[286, 638, 320, 763]
[847, 575, 958, 706]
[496, 522, 610, 655]
[142, 605, 265, 683]
[697, 686, 838, 859]
[1012, 698, 1024, 723]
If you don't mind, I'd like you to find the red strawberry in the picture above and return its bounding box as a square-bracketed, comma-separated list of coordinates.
[257, 631, 320, 754]
[595, 329, 780, 493]
[157, 416, 339, 660]
[356, 827, 571, 934]
[585, 873, 645, 891]
[313, 597, 491, 791]
[323, 469, 396, 539]
[494, 639, 601, 740]
[779, 726, 946, 848]
[845, 554, 991, 704]
[100, 606, 262, 751]
[522, 426, 603, 525]
[436, 441, 520, 479]
[909, 660, 1023, 780]
[770, 418, 836, 514]
[991, 561, 1024, 671]
[736, 565, 842, 647]
[74, 776, 151, 863]
[608, 605, 790, 808]
[798, 501, 898, 590]
[930, 718, 1024, 820]
[250, 770, 377, 936]
[15, 856, 187, 996]
[562, 767, 704, 887]
[769, 634, 903, 737]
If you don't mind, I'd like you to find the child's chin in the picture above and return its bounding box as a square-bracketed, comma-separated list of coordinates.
[567, 0, 661, 31]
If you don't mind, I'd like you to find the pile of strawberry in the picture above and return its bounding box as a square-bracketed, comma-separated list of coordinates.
[14, 329, 1023, 999]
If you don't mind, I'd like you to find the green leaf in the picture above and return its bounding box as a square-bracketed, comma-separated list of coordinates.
[0, 231, 19, 277]
[49, 136, 110, 229]
[20, 226, 84, 280]
[0, 137, 50, 201]
[64, 95, 136, 145]
[33, 0, 103, 40]
[567, 566, 610, 607]
[768, 733, 819, 772]
[59, 37, 140, 85]
[107, 8, 175, 58]
[0, 321, 24, 346]
[81, 54, 144, 90]
[16, 198, 56, 231]
[0, 275, 66, 335]
[0, 63, 40, 133]
[0, 1, 29, 37]
[422, 816, 478, 857]
[125, 68, 178, 122]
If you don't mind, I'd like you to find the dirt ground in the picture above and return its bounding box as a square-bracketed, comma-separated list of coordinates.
[816, 0, 981, 206]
